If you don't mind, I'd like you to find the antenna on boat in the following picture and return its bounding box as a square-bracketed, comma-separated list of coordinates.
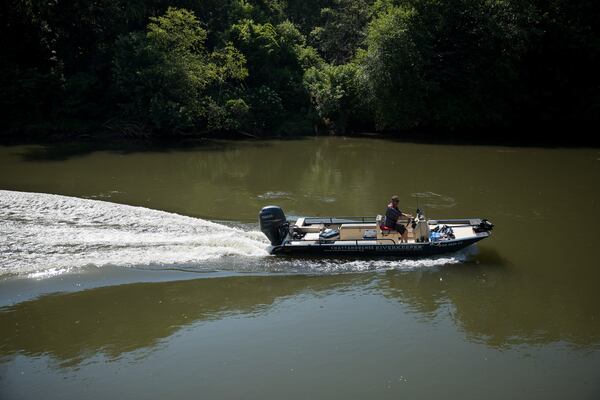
[414, 179, 421, 217]
[416, 193, 419, 213]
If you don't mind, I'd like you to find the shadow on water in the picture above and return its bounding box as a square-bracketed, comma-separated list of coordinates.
[9, 138, 279, 162]
[10, 131, 598, 164]
[468, 246, 508, 266]
[3, 130, 598, 163]
[0, 274, 372, 367]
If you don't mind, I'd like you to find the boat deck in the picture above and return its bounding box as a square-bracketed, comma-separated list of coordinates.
[289, 216, 484, 245]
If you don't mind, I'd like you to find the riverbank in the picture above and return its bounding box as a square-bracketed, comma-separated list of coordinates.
[2, 122, 599, 150]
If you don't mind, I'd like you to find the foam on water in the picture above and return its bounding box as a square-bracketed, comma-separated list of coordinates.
[0, 190, 469, 279]
[256, 255, 467, 274]
[0, 190, 269, 277]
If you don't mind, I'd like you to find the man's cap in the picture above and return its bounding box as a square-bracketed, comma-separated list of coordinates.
[391, 195, 399, 202]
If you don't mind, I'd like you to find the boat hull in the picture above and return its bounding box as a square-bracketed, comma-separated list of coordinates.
[268, 234, 489, 257]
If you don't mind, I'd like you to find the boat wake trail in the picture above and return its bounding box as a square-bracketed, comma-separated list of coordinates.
[0, 190, 269, 278]
[258, 250, 473, 275]
[0, 190, 470, 279]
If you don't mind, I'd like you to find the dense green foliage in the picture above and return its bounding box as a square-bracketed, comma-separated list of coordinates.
[112, 8, 248, 133]
[363, 0, 526, 130]
[1, 0, 598, 140]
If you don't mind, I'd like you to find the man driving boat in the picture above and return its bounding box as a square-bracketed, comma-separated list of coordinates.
[384, 195, 413, 243]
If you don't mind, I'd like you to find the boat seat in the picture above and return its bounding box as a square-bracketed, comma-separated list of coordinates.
[378, 222, 407, 234]
[376, 215, 409, 233]
[376, 214, 415, 242]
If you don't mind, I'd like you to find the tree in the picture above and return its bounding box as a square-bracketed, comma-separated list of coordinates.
[229, 19, 316, 133]
[516, 0, 600, 130]
[310, 0, 374, 64]
[362, 0, 526, 131]
[304, 62, 368, 133]
[2, 0, 598, 141]
[285, 0, 333, 37]
[112, 7, 248, 134]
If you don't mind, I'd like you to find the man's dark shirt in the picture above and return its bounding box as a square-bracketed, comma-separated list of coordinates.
[384, 203, 402, 228]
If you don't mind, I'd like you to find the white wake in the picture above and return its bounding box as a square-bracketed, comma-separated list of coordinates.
[0, 190, 269, 277]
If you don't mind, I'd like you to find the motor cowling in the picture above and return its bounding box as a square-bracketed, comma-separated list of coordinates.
[259, 206, 289, 246]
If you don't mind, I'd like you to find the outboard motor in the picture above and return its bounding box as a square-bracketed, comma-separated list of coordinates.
[259, 206, 289, 246]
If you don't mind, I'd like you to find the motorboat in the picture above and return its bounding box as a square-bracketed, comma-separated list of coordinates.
[259, 206, 493, 256]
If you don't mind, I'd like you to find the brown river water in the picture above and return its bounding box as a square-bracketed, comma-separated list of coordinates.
[0, 137, 599, 399]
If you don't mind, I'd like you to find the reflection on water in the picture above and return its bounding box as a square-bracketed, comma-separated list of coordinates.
[381, 265, 600, 349]
[0, 138, 530, 220]
[0, 274, 372, 366]
[2, 269, 599, 369]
